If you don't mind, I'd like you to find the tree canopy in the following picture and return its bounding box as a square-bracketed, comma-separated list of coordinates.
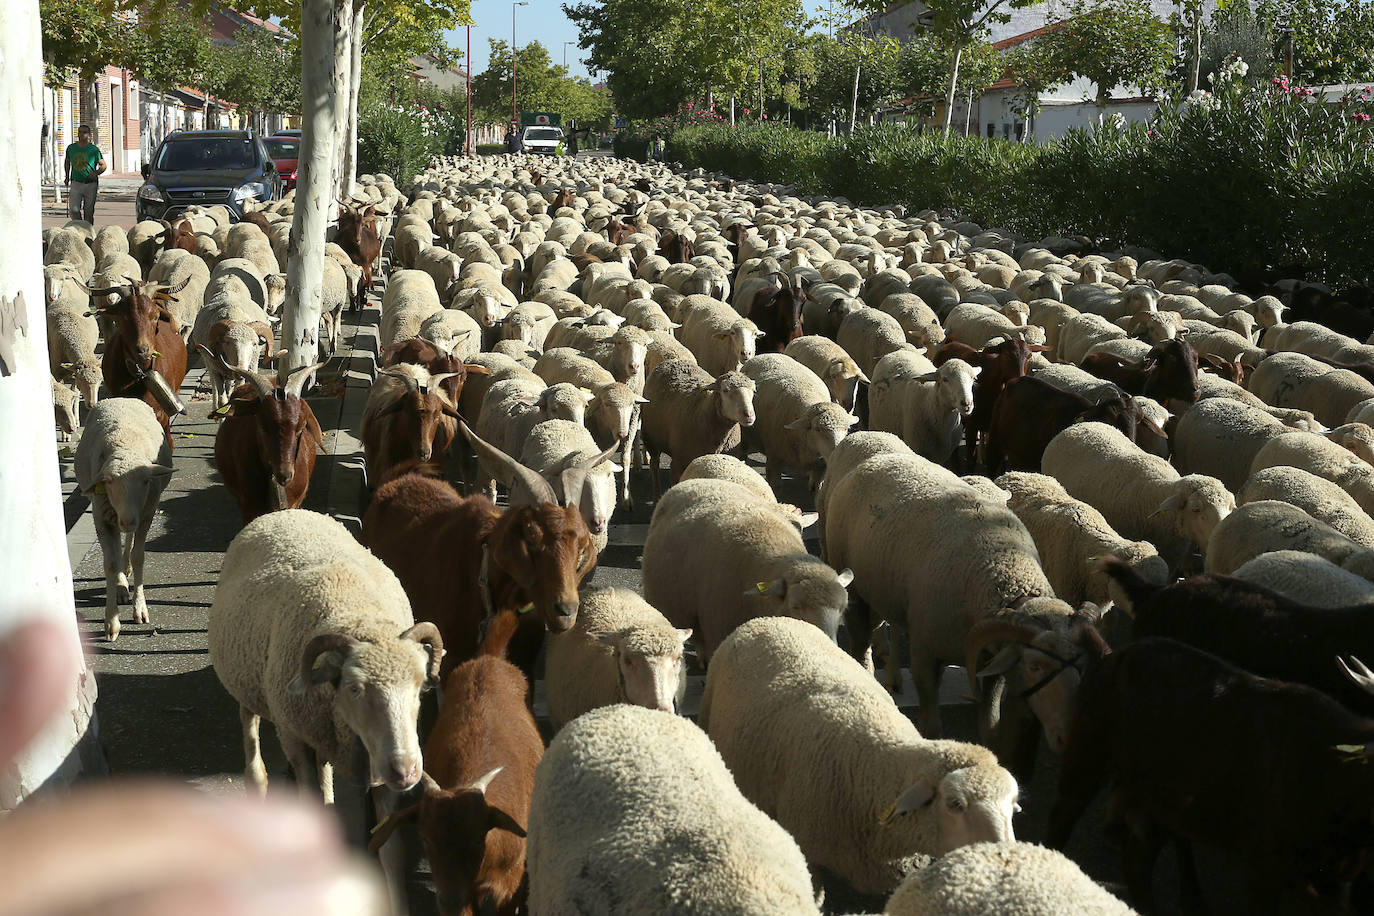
[1040, 0, 1174, 108]
[470, 39, 613, 127]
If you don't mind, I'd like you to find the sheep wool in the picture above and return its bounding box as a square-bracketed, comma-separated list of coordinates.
[883, 842, 1136, 916]
[526, 704, 822, 915]
[700, 617, 1018, 896]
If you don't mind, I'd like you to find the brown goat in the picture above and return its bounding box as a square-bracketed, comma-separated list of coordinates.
[368, 610, 541, 916]
[361, 425, 596, 680]
[935, 336, 1047, 464]
[337, 203, 381, 310]
[1078, 337, 1200, 406]
[160, 218, 197, 253]
[85, 277, 190, 436]
[657, 229, 694, 264]
[549, 188, 576, 211]
[205, 351, 325, 525]
[380, 338, 490, 408]
[362, 367, 462, 483]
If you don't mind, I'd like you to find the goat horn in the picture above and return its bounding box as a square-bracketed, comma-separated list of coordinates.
[399, 622, 444, 684]
[78, 281, 131, 299]
[962, 617, 1045, 690]
[580, 437, 623, 471]
[198, 344, 275, 400]
[296, 633, 360, 691]
[285, 361, 327, 399]
[459, 420, 558, 505]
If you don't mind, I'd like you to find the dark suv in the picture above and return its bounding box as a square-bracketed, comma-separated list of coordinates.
[136, 130, 282, 222]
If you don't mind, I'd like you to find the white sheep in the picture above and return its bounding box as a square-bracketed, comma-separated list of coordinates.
[995, 471, 1169, 608]
[1232, 550, 1374, 607]
[43, 226, 96, 280]
[1171, 398, 1303, 492]
[642, 478, 853, 665]
[823, 448, 1094, 754]
[44, 265, 103, 406]
[679, 295, 764, 375]
[73, 399, 174, 641]
[699, 616, 1018, 895]
[837, 307, 916, 377]
[208, 510, 442, 801]
[741, 353, 858, 488]
[640, 360, 756, 499]
[784, 335, 869, 411]
[543, 588, 691, 730]
[679, 453, 778, 503]
[870, 351, 978, 466]
[883, 841, 1136, 915]
[1057, 313, 1127, 365]
[52, 377, 80, 441]
[526, 704, 822, 915]
[1238, 466, 1374, 549]
[474, 378, 589, 499]
[1042, 422, 1234, 572]
[417, 308, 481, 361]
[1248, 429, 1374, 518]
[380, 269, 444, 348]
[1250, 351, 1374, 428]
[1204, 500, 1374, 580]
[944, 303, 1045, 350]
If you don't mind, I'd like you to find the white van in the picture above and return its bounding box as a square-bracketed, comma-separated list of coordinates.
[521, 125, 564, 155]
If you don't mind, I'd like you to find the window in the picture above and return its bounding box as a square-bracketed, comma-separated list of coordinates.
[1003, 123, 1011, 139]
[986, 123, 995, 138]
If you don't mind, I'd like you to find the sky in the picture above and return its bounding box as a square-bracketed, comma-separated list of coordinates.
[444, 0, 593, 82]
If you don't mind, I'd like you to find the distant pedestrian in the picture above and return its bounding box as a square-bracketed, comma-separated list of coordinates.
[567, 128, 580, 157]
[64, 124, 106, 223]
[649, 134, 665, 161]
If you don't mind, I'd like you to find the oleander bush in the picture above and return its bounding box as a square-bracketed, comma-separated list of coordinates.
[663, 73, 1374, 287]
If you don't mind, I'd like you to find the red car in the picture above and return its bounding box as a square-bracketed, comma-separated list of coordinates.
[263, 135, 300, 190]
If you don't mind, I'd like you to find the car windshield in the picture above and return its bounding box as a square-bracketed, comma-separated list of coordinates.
[525, 128, 562, 141]
[263, 139, 299, 159]
[156, 138, 259, 171]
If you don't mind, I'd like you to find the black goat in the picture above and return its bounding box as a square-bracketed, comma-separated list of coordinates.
[1100, 556, 1374, 716]
[1047, 637, 1374, 914]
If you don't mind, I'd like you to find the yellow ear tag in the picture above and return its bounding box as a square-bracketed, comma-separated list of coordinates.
[94, 482, 107, 495]
[755, 581, 772, 594]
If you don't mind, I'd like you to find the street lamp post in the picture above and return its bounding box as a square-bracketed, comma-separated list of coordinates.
[466, 23, 473, 156]
[512, 1, 529, 127]
[564, 40, 574, 69]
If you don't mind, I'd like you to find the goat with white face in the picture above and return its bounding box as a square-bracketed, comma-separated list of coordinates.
[74, 398, 175, 640]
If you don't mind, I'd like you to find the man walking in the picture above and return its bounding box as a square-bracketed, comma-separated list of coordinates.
[64, 125, 106, 223]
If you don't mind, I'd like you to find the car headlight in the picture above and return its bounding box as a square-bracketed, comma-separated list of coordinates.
[138, 183, 165, 202]
[233, 181, 269, 202]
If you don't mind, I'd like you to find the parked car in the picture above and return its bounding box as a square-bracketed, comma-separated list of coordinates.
[521, 125, 565, 156]
[136, 130, 282, 222]
[263, 135, 300, 191]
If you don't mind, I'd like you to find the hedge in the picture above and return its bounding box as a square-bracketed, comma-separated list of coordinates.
[664, 83, 1374, 288]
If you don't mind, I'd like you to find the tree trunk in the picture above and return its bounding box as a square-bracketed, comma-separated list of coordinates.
[849, 62, 860, 132]
[139, 86, 151, 164]
[0, 0, 102, 813]
[280, 0, 343, 381]
[942, 44, 963, 136]
[730, 93, 735, 126]
[342, 1, 364, 192]
[964, 87, 973, 136]
[1186, 8, 1202, 95]
[331, 7, 354, 202]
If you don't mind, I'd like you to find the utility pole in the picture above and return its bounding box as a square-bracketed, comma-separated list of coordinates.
[512, 1, 529, 126]
[564, 41, 574, 70]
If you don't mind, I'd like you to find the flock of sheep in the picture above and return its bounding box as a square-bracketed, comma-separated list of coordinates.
[39, 149, 1374, 916]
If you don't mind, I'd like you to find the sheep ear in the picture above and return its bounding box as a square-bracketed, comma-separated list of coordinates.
[676, 628, 693, 644]
[846, 414, 861, 427]
[976, 644, 1022, 680]
[1149, 492, 1187, 517]
[879, 778, 937, 826]
[968, 365, 982, 378]
[836, 567, 855, 587]
[784, 416, 811, 431]
[746, 578, 787, 598]
[795, 511, 820, 530]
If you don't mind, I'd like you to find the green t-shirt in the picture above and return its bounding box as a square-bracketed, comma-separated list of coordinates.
[66, 142, 102, 182]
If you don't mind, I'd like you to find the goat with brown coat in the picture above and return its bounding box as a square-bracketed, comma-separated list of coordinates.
[658, 229, 694, 264]
[1078, 337, 1201, 406]
[86, 277, 190, 437]
[381, 337, 491, 407]
[369, 610, 541, 916]
[361, 425, 596, 680]
[337, 203, 381, 311]
[749, 274, 806, 354]
[160, 218, 197, 253]
[935, 336, 1045, 464]
[205, 350, 325, 525]
[361, 365, 462, 484]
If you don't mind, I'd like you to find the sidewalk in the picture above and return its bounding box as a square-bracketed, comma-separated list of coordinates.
[42, 176, 142, 231]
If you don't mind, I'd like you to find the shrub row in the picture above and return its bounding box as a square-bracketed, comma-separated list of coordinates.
[664, 86, 1374, 289]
